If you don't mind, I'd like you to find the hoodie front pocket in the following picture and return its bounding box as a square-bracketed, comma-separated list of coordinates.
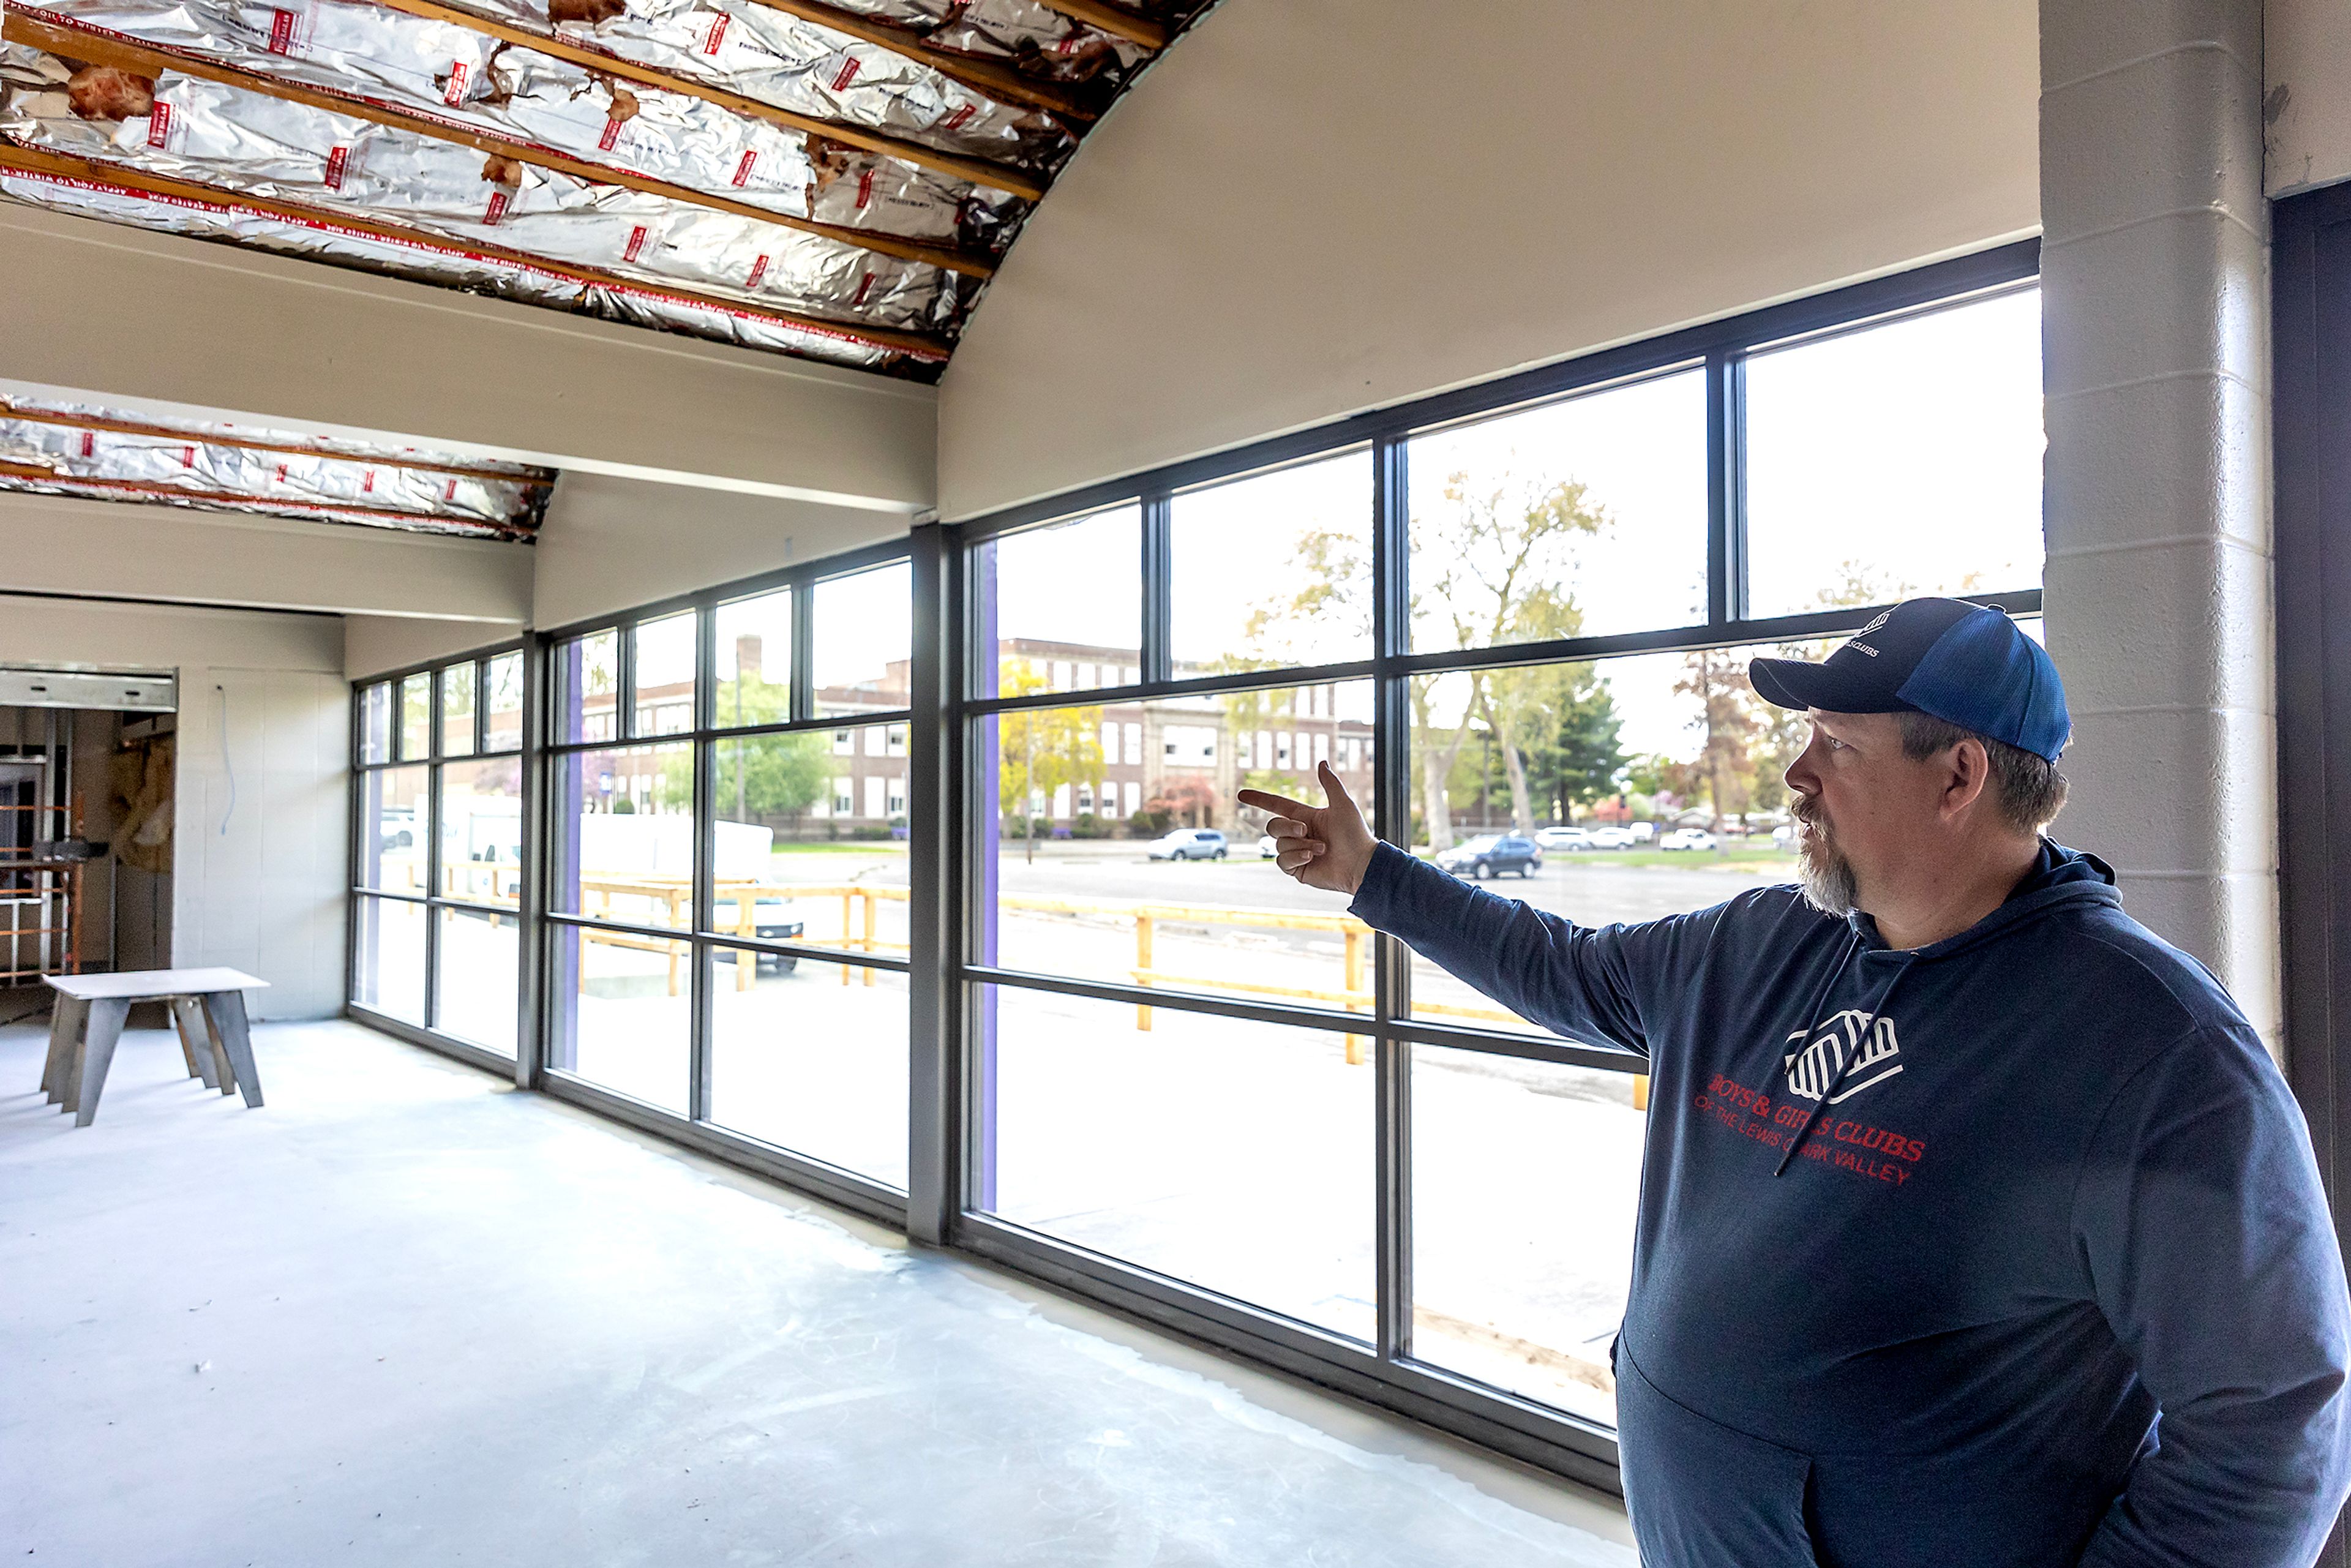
[1616, 1346, 1823, 1567]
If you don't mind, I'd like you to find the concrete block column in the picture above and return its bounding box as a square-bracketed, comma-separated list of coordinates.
[2039, 0, 2279, 1044]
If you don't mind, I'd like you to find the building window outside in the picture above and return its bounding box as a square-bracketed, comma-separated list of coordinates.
[351, 648, 525, 1057]
[960, 272, 2045, 1441]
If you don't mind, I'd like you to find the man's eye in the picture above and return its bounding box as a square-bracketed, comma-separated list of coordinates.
[1825, 737, 1849, 751]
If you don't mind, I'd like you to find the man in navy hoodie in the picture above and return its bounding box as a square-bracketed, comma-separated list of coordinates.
[1241, 598, 2351, 1567]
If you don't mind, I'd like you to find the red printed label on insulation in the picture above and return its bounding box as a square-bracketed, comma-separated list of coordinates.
[268, 9, 297, 53]
[851, 272, 874, 307]
[443, 61, 468, 105]
[598, 118, 624, 152]
[828, 54, 860, 92]
[624, 225, 649, 262]
[855, 168, 873, 209]
[484, 189, 509, 225]
[942, 103, 975, 133]
[80, 432, 95, 459]
[181, 446, 196, 468]
[746, 253, 768, 288]
[274, 463, 288, 484]
[361, 470, 375, 493]
[700, 12, 729, 54]
[730, 150, 757, 188]
[444, 479, 459, 501]
[145, 102, 171, 148]
[324, 144, 349, 189]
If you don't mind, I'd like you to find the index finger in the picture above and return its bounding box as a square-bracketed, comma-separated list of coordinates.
[1237, 788, 1315, 817]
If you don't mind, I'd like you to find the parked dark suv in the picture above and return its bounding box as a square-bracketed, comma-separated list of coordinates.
[1435, 833, 1541, 880]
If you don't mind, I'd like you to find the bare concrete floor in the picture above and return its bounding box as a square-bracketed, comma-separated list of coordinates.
[1, 1019, 1635, 1567]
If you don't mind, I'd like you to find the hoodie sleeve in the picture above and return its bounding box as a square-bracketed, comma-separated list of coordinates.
[1346, 841, 1696, 1057]
[2073, 1024, 2351, 1568]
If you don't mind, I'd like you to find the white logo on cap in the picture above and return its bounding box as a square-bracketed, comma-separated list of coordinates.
[1843, 609, 1894, 658]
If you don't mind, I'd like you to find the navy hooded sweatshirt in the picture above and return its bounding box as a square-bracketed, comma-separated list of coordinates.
[1349, 839, 2351, 1567]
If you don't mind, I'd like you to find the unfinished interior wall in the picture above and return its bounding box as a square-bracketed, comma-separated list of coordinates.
[935, 0, 2041, 518]
[2039, 1, 2279, 1046]
[0, 596, 346, 1018]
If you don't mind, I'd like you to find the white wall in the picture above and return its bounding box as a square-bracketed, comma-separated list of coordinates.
[0, 596, 347, 1019]
[0, 490, 532, 624]
[346, 615, 520, 682]
[0, 201, 937, 512]
[2267, 0, 2351, 195]
[937, 0, 2042, 518]
[533, 471, 909, 629]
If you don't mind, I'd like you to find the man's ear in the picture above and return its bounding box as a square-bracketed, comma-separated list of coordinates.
[1942, 738, 1992, 822]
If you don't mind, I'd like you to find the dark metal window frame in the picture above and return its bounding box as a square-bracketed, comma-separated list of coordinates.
[348, 642, 532, 1081]
[2274, 186, 2351, 1477]
[334, 239, 2051, 1498]
[934, 238, 2044, 1491]
[529, 536, 918, 1229]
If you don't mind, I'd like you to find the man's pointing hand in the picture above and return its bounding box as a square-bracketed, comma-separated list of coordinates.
[1238, 762, 1375, 896]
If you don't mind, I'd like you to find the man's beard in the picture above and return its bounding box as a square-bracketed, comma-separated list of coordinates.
[1792, 799, 1858, 915]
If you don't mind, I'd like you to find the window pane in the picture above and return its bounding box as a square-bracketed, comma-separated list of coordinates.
[714, 588, 793, 729]
[812, 561, 911, 718]
[632, 611, 697, 737]
[555, 629, 620, 745]
[974, 505, 1142, 699]
[975, 984, 1373, 1341]
[550, 743, 695, 928]
[352, 895, 425, 1024]
[708, 950, 908, 1189]
[435, 905, 518, 1056]
[358, 765, 430, 892]
[1409, 369, 1708, 651]
[438, 756, 523, 905]
[1172, 451, 1370, 672]
[1411, 1048, 1643, 1429]
[399, 673, 432, 760]
[1745, 288, 2045, 618]
[547, 922, 689, 1114]
[439, 662, 477, 757]
[358, 682, 392, 764]
[484, 651, 524, 752]
[1406, 647, 1805, 1037]
[973, 683, 1373, 1007]
[710, 726, 907, 958]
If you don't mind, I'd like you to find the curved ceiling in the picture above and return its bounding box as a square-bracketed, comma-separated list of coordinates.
[0, 0, 1215, 381]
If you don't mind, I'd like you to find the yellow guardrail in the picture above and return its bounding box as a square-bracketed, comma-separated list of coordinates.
[443, 868, 1651, 1107]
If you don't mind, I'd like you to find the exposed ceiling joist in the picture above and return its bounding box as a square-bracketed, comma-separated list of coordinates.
[372, 0, 1048, 200]
[1, 13, 995, 280]
[1032, 0, 1166, 51]
[744, 0, 1097, 124]
[0, 141, 954, 359]
[0, 402, 549, 486]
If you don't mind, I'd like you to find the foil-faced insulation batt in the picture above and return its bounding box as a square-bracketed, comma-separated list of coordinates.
[0, 47, 958, 331]
[10, 0, 1021, 250]
[18, 0, 1070, 169]
[0, 400, 554, 535]
[0, 162, 923, 369]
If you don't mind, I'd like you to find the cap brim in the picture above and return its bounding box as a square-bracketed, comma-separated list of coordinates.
[1747, 655, 1913, 715]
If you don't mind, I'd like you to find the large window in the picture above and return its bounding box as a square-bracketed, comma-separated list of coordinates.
[351, 648, 525, 1056]
[340, 244, 2045, 1491]
[541, 556, 913, 1196]
[956, 252, 2045, 1467]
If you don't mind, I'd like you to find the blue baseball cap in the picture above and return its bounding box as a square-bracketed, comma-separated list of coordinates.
[1747, 598, 2071, 762]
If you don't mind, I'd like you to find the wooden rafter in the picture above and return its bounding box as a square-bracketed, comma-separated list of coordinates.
[745, 0, 1098, 124]
[1031, 0, 1166, 50]
[0, 402, 551, 487]
[372, 0, 1048, 200]
[0, 464, 533, 537]
[3, 12, 995, 279]
[0, 141, 954, 360]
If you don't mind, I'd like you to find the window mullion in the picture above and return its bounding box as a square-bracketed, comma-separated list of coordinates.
[1142, 491, 1172, 685]
[1708, 348, 1750, 628]
[1371, 431, 1414, 1365]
